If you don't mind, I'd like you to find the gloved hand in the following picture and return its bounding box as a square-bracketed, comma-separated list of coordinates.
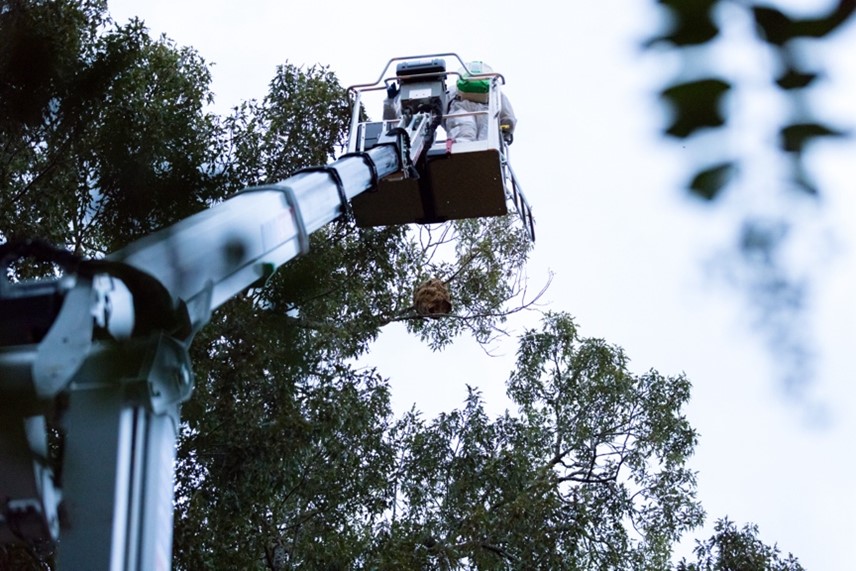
[386, 82, 399, 100]
[501, 124, 514, 145]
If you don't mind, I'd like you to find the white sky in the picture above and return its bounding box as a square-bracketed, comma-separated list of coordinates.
[107, 1, 856, 568]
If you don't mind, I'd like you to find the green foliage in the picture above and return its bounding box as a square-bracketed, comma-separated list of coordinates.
[507, 312, 703, 567]
[689, 162, 736, 202]
[660, 79, 730, 139]
[177, 296, 395, 568]
[751, 3, 855, 46]
[647, 0, 856, 392]
[649, 0, 854, 198]
[361, 313, 703, 570]
[779, 122, 845, 156]
[676, 518, 805, 571]
[406, 215, 534, 350]
[0, 0, 222, 261]
[220, 62, 352, 188]
[0, 0, 104, 128]
[647, 0, 720, 47]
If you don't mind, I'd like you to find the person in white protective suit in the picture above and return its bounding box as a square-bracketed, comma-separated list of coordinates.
[445, 61, 517, 143]
[382, 83, 401, 122]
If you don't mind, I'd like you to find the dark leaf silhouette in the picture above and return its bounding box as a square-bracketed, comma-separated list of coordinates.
[779, 122, 846, 153]
[775, 68, 819, 90]
[660, 78, 731, 138]
[689, 162, 736, 201]
[645, 0, 719, 46]
[752, 1, 856, 46]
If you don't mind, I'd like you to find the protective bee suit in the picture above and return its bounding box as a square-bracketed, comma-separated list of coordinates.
[382, 84, 401, 121]
[445, 61, 517, 143]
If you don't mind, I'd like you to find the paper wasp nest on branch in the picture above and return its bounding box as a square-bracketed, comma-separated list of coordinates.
[413, 278, 452, 317]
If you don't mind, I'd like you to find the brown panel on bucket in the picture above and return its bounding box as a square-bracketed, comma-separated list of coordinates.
[352, 178, 424, 227]
[427, 149, 508, 220]
[351, 150, 508, 228]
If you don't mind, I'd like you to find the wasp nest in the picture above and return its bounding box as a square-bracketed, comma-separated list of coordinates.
[413, 278, 452, 317]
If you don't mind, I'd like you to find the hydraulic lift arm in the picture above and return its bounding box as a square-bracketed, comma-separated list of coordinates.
[0, 114, 433, 569]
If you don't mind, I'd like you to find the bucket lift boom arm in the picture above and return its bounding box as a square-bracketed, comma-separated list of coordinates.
[0, 115, 439, 569]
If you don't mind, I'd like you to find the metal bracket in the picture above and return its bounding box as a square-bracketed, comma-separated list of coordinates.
[129, 333, 194, 418]
[32, 280, 96, 399]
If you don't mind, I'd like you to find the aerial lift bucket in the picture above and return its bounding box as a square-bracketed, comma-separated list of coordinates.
[345, 54, 530, 236]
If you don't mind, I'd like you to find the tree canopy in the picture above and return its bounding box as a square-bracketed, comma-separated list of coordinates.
[676, 518, 805, 571]
[0, 0, 222, 262]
